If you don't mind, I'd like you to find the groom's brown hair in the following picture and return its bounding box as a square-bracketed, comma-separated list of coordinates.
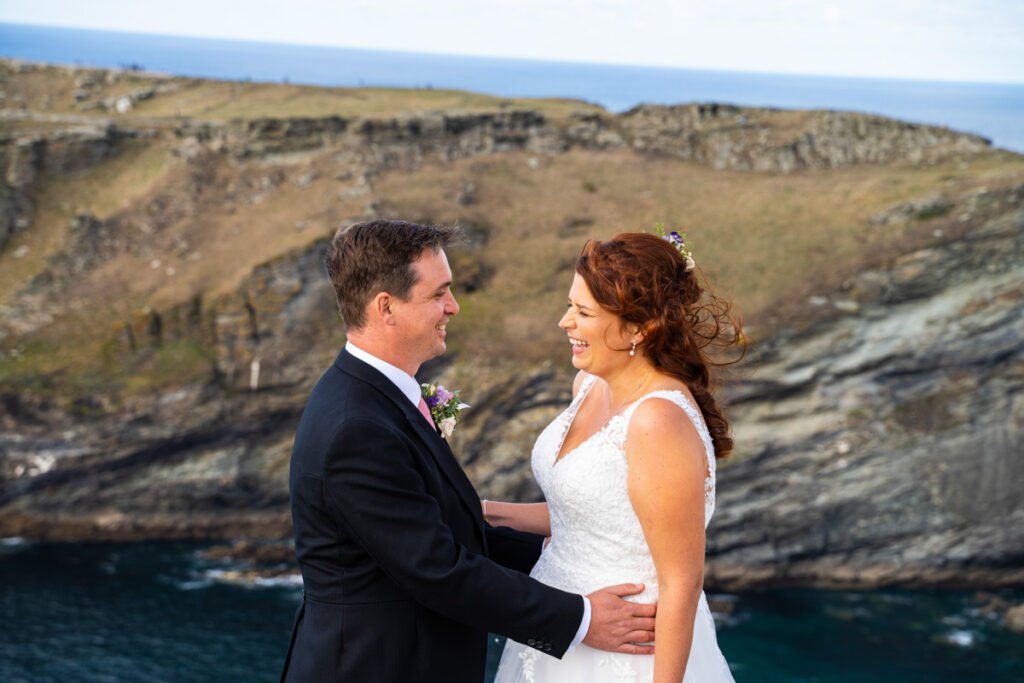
[326, 219, 456, 329]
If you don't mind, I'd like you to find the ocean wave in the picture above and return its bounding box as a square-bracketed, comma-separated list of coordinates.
[251, 574, 303, 589]
[0, 536, 29, 555]
[204, 568, 302, 589]
[943, 629, 977, 647]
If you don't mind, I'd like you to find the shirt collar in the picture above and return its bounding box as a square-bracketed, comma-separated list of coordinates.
[345, 341, 421, 407]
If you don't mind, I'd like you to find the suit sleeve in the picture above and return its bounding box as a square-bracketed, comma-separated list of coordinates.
[322, 417, 583, 657]
[485, 524, 544, 575]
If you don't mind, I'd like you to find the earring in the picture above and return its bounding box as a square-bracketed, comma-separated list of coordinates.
[629, 341, 637, 357]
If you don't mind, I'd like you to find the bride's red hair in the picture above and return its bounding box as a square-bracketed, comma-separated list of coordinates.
[576, 232, 746, 458]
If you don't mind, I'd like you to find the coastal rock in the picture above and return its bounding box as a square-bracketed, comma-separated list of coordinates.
[869, 195, 955, 225]
[1005, 604, 1024, 633]
[1, 60, 1022, 594]
[565, 111, 626, 150]
[620, 104, 991, 171]
[704, 196, 1024, 590]
[0, 121, 134, 251]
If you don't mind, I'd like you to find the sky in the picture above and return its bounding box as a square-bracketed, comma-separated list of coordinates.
[1, 0, 1021, 84]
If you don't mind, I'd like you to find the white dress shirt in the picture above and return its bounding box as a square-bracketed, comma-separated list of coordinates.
[343, 341, 592, 652]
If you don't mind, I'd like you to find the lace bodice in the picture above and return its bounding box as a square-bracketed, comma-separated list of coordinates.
[530, 373, 717, 604]
[495, 373, 735, 683]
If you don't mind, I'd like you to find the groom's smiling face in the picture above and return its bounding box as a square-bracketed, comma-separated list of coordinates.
[392, 247, 459, 371]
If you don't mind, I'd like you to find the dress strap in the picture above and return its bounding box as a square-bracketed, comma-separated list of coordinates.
[570, 373, 598, 413]
[621, 390, 717, 521]
[622, 390, 711, 449]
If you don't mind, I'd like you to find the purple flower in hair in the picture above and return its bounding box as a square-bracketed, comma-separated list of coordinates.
[654, 223, 696, 272]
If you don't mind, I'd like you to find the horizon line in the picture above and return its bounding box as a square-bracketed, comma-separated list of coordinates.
[2, 20, 1023, 89]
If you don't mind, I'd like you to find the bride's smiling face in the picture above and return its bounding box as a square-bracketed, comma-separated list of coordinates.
[559, 273, 635, 376]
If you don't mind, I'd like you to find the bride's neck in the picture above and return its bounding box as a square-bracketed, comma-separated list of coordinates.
[603, 360, 657, 413]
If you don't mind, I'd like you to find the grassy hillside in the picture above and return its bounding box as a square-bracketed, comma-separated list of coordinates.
[2, 60, 1022, 403]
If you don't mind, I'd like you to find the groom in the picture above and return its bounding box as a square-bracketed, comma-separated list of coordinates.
[281, 220, 656, 682]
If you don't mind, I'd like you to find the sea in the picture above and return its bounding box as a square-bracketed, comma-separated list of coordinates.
[2, 540, 1022, 682]
[0, 22, 1023, 153]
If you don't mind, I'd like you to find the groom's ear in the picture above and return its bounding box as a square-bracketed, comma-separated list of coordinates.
[371, 292, 396, 325]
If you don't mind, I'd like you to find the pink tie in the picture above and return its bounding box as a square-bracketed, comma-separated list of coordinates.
[417, 397, 436, 430]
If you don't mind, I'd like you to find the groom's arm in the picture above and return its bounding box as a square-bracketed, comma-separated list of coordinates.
[484, 523, 543, 575]
[323, 417, 583, 657]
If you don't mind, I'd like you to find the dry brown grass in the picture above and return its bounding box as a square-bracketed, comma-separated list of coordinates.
[1, 60, 602, 123]
[372, 149, 1024, 360]
[3, 61, 1022, 396]
[0, 140, 175, 301]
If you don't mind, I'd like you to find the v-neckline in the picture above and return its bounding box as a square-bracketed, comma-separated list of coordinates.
[552, 377, 627, 468]
[551, 377, 698, 469]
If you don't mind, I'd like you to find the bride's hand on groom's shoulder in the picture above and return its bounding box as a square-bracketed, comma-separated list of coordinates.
[583, 583, 657, 655]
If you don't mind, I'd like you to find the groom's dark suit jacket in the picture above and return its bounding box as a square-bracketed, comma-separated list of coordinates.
[281, 349, 583, 683]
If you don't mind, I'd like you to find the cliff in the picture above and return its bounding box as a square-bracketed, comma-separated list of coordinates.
[1, 60, 1021, 589]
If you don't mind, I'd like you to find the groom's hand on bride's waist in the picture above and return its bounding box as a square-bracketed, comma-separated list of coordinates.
[582, 583, 657, 655]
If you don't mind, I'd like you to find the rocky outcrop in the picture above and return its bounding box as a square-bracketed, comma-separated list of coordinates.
[704, 185, 1024, 589]
[177, 110, 565, 169]
[211, 240, 339, 389]
[0, 61, 1020, 591]
[0, 119, 135, 251]
[0, 382, 296, 541]
[177, 116, 350, 158]
[185, 105, 990, 174]
[620, 104, 992, 171]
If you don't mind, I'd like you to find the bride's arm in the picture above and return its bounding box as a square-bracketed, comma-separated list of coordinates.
[481, 500, 551, 537]
[626, 399, 709, 683]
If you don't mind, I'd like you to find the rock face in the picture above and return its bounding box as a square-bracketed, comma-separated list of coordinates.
[0, 63, 1021, 591]
[167, 101, 991, 176]
[706, 185, 1024, 589]
[0, 120, 133, 251]
[620, 104, 992, 171]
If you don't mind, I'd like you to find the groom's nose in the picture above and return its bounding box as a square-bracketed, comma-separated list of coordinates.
[445, 290, 460, 315]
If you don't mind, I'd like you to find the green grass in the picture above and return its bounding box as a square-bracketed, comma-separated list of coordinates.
[0, 335, 215, 399]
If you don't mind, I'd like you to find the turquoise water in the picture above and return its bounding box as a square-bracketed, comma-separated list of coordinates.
[1, 541, 1021, 682]
[1, 22, 1022, 153]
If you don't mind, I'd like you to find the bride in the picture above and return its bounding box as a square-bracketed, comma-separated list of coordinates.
[487, 231, 742, 682]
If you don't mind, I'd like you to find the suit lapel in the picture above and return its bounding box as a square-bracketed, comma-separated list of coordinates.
[336, 350, 485, 541]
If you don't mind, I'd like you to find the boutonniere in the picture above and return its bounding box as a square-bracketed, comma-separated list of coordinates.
[420, 383, 470, 439]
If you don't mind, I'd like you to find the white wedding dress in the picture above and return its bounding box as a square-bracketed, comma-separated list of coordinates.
[494, 374, 735, 683]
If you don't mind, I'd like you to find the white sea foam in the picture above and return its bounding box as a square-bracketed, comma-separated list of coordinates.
[0, 537, 29, 555]
[252, 574, 303, 589]
[203, 567, 302, 589]
[944, 629, 976, 647]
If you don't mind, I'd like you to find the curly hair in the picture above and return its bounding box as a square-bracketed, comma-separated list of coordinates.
[576, 232, 746, 458]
